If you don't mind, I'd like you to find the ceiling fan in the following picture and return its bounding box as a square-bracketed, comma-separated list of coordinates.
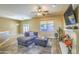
[31, 6, 50, 16]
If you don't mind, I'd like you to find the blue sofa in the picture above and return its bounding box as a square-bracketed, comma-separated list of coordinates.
[17, 32, 48, 47]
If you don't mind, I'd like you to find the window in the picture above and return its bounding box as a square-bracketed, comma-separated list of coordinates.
[23, 24, 29, 33]
[40, 21, 55, 32]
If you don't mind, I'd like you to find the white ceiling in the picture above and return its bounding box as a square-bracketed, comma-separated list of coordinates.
[0, 4, 78, 20]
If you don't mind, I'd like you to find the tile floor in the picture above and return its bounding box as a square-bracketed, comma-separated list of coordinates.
[18, 45, 51, 54]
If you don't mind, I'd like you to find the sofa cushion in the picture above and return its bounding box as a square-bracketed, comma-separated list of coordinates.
[24, 32, 30, 37]
[34, 38, 48, 47]
[33, 32, 38, 36]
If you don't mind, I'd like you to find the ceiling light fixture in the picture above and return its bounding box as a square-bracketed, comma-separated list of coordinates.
[33, 6, 49, 16]
[32, 5, 52, 16]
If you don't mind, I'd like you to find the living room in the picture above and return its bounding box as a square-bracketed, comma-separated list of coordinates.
[0, 4, 79, 54]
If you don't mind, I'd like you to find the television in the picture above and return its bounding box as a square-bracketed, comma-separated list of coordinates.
[64, 5, 77, 25]
[67, 14, 76, 25]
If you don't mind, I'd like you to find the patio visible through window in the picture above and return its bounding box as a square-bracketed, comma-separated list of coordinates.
[40, 21, 55, 32]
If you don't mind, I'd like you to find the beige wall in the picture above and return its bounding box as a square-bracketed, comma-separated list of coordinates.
[0, 17, 19, 52]
[19, 15, 64, 37]
[0, 17, 19, 36]
[76, 6, 79, 54]
[0, 15, 65, 37]
[78, 7, 79, 20]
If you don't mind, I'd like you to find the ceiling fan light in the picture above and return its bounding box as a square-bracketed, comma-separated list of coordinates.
[38, 9, 42, 12]
[37, 13, 42, 16]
